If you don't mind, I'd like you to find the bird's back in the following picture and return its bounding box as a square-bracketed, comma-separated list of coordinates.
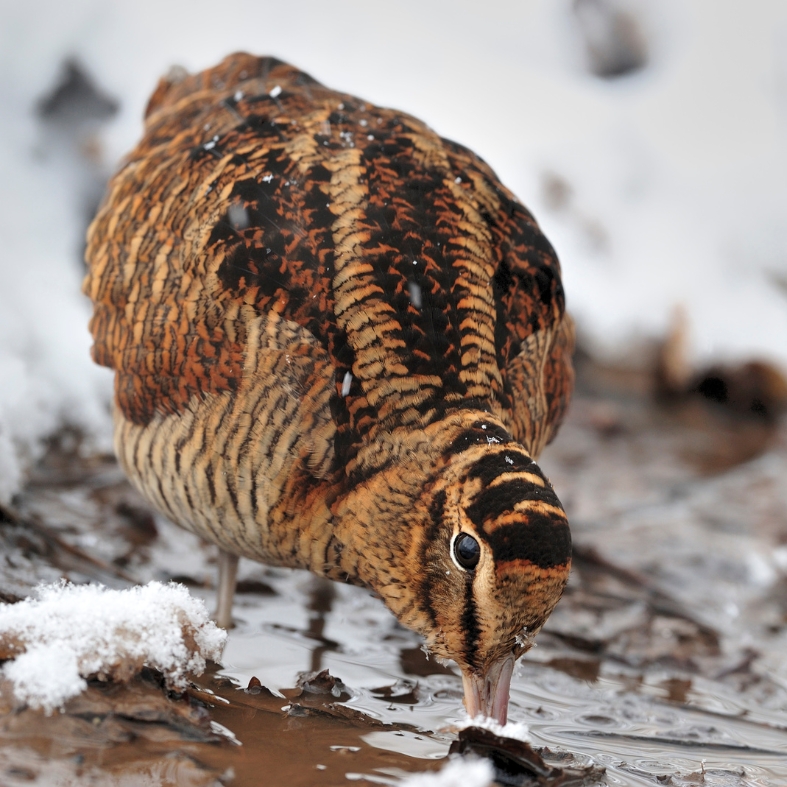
[84, 53, 574, 572]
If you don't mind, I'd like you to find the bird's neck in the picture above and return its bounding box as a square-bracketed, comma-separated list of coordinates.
[316, 409, 511, 607]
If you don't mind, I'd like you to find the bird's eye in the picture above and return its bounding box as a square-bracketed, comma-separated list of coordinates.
[454, 533, 480, 570]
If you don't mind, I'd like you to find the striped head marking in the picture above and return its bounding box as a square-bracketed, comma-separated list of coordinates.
[410, 417, 571, 723]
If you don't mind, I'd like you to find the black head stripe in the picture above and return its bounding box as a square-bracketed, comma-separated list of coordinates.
[446, 422, 513, 457]
[463, 452, 570, 569]
[465, 450, 535, 485]
[487, 514, 571, 569]
[460, 570, 481, 669]
[465, 479, 562, 527]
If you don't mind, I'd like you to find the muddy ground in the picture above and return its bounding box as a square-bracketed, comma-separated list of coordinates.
[1, 351, 786, 786]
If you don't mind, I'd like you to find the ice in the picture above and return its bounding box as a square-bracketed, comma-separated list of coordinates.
[0, 582, 226, 713]
[398, 758, 494, 787]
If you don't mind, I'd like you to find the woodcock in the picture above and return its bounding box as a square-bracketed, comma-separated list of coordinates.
[84, 53, 574, 724]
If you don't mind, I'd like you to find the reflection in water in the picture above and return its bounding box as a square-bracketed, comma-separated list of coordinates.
[399, 645, 457, 678]
[305, 577, 338, 673]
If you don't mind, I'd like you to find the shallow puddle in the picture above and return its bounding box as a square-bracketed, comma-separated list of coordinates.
[2, 373, 787, 785]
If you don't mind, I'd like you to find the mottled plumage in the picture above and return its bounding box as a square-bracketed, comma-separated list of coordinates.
[84, 53, 574, 723]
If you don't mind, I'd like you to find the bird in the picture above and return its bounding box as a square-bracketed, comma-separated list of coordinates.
[83, 53, 574, 725]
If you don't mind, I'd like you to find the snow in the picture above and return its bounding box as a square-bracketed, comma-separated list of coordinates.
[0, 582, 226, 713]
[398, 758, 494, 787]
[456, 714, 531, 742]
[0, 0, 785, 497]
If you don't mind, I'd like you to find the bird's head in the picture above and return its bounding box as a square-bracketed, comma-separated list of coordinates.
[367, 414, 571, 725]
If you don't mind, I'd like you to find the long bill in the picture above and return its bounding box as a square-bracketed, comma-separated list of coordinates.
[461, 654, 516, 725]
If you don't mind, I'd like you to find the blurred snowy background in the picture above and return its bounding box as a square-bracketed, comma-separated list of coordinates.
[0, 0, 785, 503]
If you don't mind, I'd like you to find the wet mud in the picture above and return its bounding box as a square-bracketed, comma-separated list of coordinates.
[1, 354, 786, 785]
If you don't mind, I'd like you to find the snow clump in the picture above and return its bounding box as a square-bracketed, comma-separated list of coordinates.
[398, 757, 494, 787]
[456, 712, 530, 742]
[0, 581, 226, 713]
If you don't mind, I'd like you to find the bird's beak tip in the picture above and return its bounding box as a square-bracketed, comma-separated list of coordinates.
[461, 654, 516, 726]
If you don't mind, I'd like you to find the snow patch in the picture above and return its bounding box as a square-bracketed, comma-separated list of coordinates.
[456, 713, 530, 742]
[0, 581, 226, 713]
[398, 758, 494, 787]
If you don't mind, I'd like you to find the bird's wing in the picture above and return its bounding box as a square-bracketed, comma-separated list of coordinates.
[84, 56, 337, 426]
[438, 139, 575, 458]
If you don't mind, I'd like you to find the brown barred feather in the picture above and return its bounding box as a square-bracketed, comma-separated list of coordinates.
[84, 53, 574, 723]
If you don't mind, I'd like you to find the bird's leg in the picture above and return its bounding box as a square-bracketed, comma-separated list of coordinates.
[215, 549, 239, 629]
